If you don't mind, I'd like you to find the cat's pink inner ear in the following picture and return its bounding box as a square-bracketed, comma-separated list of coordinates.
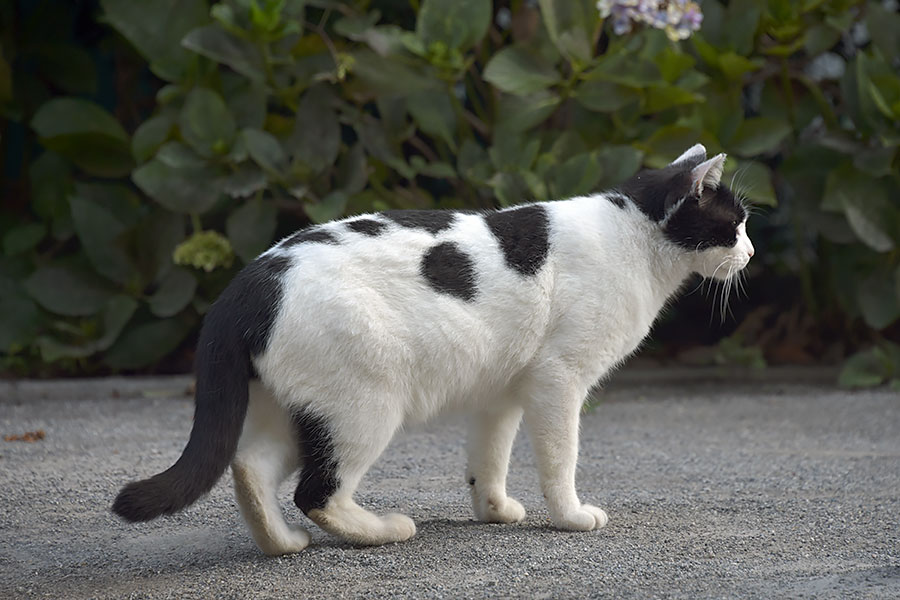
[691, 153, 727, 198]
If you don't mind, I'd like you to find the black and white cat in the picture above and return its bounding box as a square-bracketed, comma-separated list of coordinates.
[113, 144, 754, 555]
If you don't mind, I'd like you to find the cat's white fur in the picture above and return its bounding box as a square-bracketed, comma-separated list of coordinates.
[229, 148, 754, 554]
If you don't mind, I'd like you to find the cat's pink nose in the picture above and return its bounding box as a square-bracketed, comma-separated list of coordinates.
[747, 244, 755, 258]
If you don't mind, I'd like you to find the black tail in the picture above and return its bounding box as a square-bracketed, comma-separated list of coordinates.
[112, 255, 291, 522]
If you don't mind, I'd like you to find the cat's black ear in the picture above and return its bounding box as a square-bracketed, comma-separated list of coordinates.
[670, 144, 707, 167]
[691, 153, 727, 200]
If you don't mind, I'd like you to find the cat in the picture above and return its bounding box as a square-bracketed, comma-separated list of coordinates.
[112, 144, 754, 555]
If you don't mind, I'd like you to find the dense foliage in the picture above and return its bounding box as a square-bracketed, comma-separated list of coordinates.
[1, 0, 899, 386]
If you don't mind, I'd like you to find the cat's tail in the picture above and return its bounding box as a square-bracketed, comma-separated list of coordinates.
[110, 258, 283, 521]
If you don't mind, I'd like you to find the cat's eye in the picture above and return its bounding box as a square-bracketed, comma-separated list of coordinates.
[731, 220, 737, 227]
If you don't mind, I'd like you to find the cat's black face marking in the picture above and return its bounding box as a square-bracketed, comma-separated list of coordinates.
[484, 205, 550, 277]
[421, 241, 478, 301]
[292, 409, 340, 515]
[664, 185, 747, 251]
[618, 167, 692, 222]
[346, 218, 387, 237]
[619, 164, 746, 251]
[282, 228, 340, 248]
[383, 210, 458, 235]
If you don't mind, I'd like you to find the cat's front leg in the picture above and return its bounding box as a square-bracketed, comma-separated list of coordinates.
[466, 405, 526, 524]
[523, 376, 608, 532]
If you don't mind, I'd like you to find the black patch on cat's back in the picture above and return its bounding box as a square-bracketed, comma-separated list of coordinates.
[346, 218, 387, 236]
[383, 210, 458, 234]
[484, 205, 550, 276]
[281, 228, 339, 248]
[293, 410, 340, 514]
[421, 242, 478, 301]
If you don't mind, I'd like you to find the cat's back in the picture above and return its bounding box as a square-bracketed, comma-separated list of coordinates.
[254, 207, 562, 411]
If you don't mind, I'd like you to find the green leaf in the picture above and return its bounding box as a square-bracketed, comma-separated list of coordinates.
[489, 134, 541, 172]
[222, 165, 268, 199]
[866, 0, 900, 61]
[101, 0, 208, 81]
[594, 145, 643, 189]
[3, 223, 46, 256]
[717, 53, 762, 80]
[95, 295, 140, 351]
[134, 208, 184, 285]
[723, 0, 760, 55]
[726, 160, 777, 206]
[226, 80, 267, 129]
[496, 90, 561, 133]
[538, 0, 597, 64]
[133, 159, 224, 214]
[858, 270, 900, 330]
[336, 143, 369, 195]
[489, 172, 531, 207]
[483, 45, 562, 96]
[31, 98, 133, 177]
[132, 114, 173, 163]
[69, 186, 140, 285]
[226, 199, 277, 262]
[407, 89, 457, 150]
[728, 117, 791, 157]
[104, 315, 194, 370]
[306, 190, 348, 224]
[640, 126, 703, 168]
[655, 48, 695, 83]
[156, 141, 207, 168]
[242, 128, 287, 173]
[824, 166, 896, 252]
[286, 86, 340, 173]
[349, 49, 440, 96]
[32, 42, 98, 95]
[549, 152, 604, 199]
[839, 346, 896, 388]
[457, 138, 492, 183]
[416, 0, 491, 51]
[573, 80, 639, 112]
[643, 85, 702, 113]
[25, 265, 114, 317]
[179, 88, 237, 158]
[148, 267, 197, 317]
[181, 24, 265, 82]
[805, 23, 841, 56]
[0, 276, 41, 350]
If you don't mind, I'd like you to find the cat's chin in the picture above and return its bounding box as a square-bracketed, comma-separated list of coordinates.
[695, 252, 750, 281]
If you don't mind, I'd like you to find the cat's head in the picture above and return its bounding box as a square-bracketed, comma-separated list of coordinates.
[619, 144, 754, 281]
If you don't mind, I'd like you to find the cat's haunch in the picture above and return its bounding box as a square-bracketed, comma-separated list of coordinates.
[113, 144, 753, 555]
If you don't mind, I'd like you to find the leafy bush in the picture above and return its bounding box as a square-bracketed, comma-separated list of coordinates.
[1, 0, 898, 381]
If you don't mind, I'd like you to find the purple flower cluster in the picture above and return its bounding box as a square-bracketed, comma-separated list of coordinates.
[597, 0, 703, 41]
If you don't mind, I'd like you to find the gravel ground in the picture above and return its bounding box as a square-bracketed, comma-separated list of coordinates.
[1, 372, 898, 599]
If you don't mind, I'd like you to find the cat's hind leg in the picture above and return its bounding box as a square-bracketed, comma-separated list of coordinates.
[232, 381, 311, 555]
[466, 405, 526, 523]
[292, 406, 415, 546]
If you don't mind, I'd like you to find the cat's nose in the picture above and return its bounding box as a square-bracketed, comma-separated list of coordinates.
[747, 243, 755, 258]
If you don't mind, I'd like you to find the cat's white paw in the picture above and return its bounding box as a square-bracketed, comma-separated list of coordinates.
[553, 504, 608, 531]
[258, 525, 311, 556]
[382, 512, 417, 542]
[475, 494, 526, 523]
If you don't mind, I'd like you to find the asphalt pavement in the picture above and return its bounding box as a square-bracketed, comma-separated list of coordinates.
[1, 370, 898, 599]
